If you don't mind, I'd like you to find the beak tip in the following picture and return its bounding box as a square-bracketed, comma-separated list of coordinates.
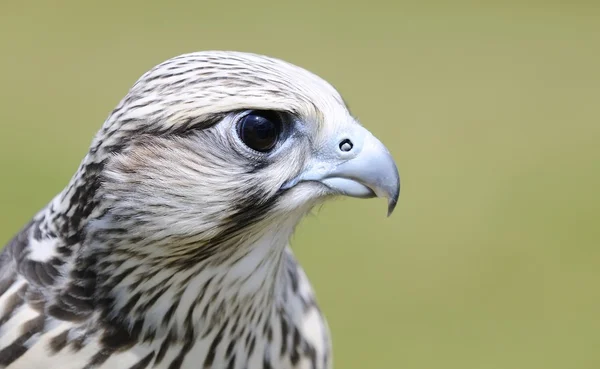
[386, 197, 398, 217]
[385, 171, 400, 217]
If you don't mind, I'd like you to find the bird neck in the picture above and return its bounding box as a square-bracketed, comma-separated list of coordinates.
[87, 212, 305, 341]
[30, 152, 315, 341]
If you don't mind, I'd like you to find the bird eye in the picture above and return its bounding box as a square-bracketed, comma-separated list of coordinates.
[237, 112, 281, 152]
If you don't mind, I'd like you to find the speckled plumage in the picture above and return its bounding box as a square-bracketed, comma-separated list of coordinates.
[0, 51, 399, 369]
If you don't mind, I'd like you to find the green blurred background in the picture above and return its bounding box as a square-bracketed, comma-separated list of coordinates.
[1, 1, 599, 368]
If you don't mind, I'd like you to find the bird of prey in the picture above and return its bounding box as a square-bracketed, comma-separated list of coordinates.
[0, 51, 399, 369]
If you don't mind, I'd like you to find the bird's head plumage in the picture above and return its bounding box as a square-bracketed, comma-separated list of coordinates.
[50, 51, 400, 264]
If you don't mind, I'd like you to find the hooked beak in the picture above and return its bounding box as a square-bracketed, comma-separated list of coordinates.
[282, 125, 400, 216]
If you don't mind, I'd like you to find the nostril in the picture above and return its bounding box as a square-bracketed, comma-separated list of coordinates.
[339, 139, 353, 152]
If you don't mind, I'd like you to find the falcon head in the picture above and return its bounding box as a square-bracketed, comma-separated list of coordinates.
[31, 51, 399, 331]
[78, 51, 399, 258]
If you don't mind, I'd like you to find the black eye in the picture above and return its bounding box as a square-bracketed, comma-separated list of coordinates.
[237, 112, 281, 152]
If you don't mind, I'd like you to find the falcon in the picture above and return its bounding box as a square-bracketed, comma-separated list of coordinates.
[0, 51, 400, 369]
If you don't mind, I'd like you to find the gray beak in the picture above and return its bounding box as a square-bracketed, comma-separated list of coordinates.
[283, 125, 400, 216]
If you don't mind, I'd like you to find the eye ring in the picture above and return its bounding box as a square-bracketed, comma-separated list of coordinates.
[237, 111, 282, 153]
